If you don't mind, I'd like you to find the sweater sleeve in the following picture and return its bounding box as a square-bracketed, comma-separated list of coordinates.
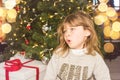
[43, 54, 59, 80]
[93, 54, 111, 80]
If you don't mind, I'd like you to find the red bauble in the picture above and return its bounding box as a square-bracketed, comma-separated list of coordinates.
[20, 51, 26, 55]
[25, 39, 29, 45]
[15, 5, 20, 11]
[26, 24, 31, 30]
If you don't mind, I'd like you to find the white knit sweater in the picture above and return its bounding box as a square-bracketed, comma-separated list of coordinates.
[43, 48, 111, 80]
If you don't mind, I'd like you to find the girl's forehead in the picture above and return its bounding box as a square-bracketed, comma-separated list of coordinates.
[63, 23, 75, 28]
[63, 23, 83, 30]
[63, 19, 83, 28]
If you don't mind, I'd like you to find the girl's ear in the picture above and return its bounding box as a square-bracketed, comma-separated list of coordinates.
[85, 30, 91, 37]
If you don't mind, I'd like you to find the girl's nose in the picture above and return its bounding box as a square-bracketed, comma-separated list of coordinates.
[66, 31, 71, 37]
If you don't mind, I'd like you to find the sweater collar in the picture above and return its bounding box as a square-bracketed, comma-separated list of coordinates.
[70, 48, 87, 56]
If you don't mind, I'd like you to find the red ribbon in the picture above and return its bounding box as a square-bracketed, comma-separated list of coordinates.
[4, 59, 39, 80]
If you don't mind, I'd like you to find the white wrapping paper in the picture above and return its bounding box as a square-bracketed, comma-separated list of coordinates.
[0, 53, 47, 80]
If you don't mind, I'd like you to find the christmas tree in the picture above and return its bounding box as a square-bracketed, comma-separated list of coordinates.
[3, 0, 101, 62]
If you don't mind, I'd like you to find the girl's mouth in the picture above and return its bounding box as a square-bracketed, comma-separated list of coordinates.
[67, 40, 71, 43]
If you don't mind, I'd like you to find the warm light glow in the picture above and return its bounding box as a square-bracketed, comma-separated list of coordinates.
[99, 0, 109, 3]
[4, 0, 16, 9]
[7, 9, 17, 23]
[104, 42, 114, 53]
[1, 23, 12, 33]
[112, 21, 120, 32]
[103, 26, 111, 37]
[109, 13, 118, 21]
[110, 30, 120, 40]
[0, 8, 7, 18]
[98, 3, 108, 12]
[106, 7, 117, 18]
[103, 19, 110, 26]
[16, 0, 21, 4]
[94, 14, 107, 25]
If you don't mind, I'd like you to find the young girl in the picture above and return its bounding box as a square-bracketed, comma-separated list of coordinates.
[43, 11, 111, 80]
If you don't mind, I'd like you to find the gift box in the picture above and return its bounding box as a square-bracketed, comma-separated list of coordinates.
[0, 53, 47, 80]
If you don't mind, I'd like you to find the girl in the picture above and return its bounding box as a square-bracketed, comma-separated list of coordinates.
[43, 11, 111, 80]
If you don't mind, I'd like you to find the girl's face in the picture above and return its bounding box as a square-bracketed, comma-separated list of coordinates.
[63, 24, 90, 50]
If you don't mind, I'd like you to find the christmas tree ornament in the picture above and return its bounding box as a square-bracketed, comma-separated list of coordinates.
[42, 23, 48, 32]
[32, 43, 38, 48]
[13, 33, 17, 37]
[24, 20, 27, 23]
[42, 23, 51, 33]
[41, 48, 53, 64]
[10, 42, 14, 46]
[26, 24, 31, 30]
[23, 7, 27, 14]
[15, 5, 20, 12]
[49, 15, 53, 18]
[22, 34, 25, 37]
[41, 56, 49, 64]
[20, 50, 26, 56]
[25, 38, 29, 45]
[32, 8, 36, 13]
[10, 49, 17, 54]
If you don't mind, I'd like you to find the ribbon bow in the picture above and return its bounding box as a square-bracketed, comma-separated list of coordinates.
[4, 59, 22, 71]
[4, 59, 39, 80]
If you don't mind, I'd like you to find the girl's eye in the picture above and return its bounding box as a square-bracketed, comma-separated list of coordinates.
[71, 28, 75, 31]
[63, 30, 66, 33]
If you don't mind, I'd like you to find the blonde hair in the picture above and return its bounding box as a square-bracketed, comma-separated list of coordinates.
[54, 11, 102, 56]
